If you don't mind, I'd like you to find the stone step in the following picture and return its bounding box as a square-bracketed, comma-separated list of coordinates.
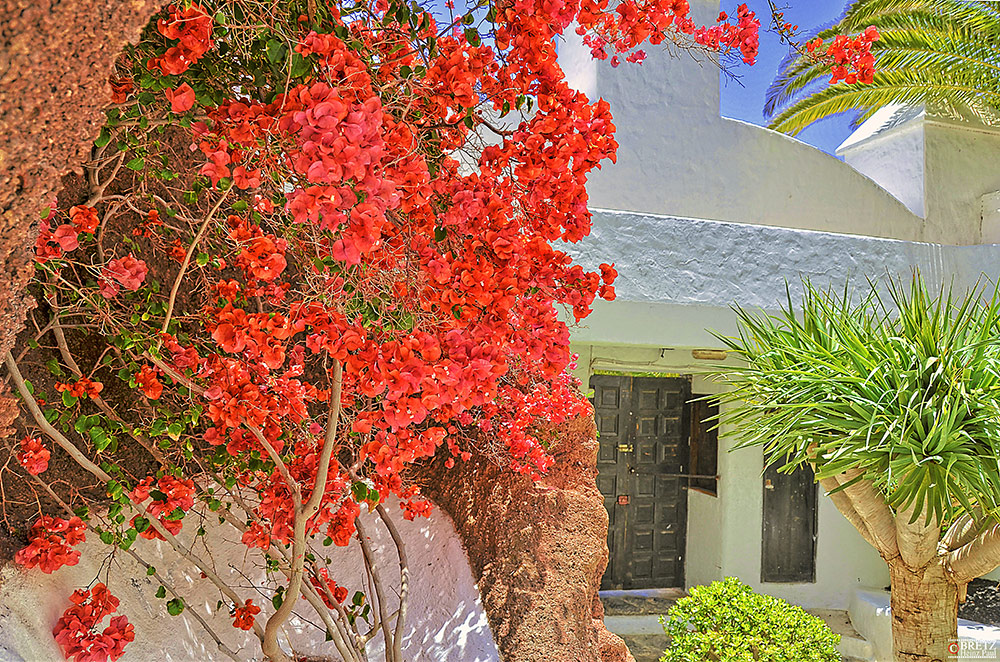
[838, 633, 876, 662]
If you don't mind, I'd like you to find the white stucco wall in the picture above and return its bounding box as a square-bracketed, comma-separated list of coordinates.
[559, 1, 924, 242]
[0, 497, 499, 662]
[838, 109, 926, 219]
[925, 121, 1000, 245]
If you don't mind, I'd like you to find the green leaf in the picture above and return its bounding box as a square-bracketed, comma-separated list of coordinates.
[95, 128, 111, 148]
[62, 390, 78, 407]
[266, 39, 288, 64]
[164, 507, 186, 521]
[351, 482, 369, 502]
[147, 565, 156, 576]
[290, 53, 311, 78]
[272, 593, 283, 609]
[166, 598, 185, 616]
[124, 157, 146, 171]
[90, 426, 111, 451]
[167, 421, 184, 440]
[134, 517, 150, 533]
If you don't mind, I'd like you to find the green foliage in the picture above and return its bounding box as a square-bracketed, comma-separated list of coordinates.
[712, 276, 1000, 525]
[660, 578, 840, 662]
[766, 0, 1000, 134]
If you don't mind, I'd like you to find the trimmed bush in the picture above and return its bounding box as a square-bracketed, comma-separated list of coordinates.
[660, 577, 841, 661]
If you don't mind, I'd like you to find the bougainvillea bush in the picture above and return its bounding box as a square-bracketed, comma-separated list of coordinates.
[1, 1, 878, 660]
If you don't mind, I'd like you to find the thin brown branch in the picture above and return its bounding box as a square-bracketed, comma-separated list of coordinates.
[161, 187, 231, 334]
[375, 504, 408, 662]
[355, 517, 397, 662]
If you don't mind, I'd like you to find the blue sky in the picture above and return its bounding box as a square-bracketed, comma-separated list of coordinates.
[719, 0, 854, 155]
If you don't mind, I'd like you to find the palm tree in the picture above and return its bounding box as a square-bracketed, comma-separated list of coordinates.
[713, 277, 1000, 662]
[765, 0, 1000, 136]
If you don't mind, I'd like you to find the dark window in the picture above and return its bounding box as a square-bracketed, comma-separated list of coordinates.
[688, 397, 718, 496]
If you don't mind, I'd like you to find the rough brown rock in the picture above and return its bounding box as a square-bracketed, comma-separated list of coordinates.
[0, 0, 160, 431]
[424, 415, 635, 662]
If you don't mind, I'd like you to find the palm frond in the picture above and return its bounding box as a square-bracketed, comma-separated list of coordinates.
[764, 0, 1000, 134]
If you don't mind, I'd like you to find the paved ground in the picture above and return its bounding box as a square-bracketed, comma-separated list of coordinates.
[601, 589, 682, 662]
[619, 634, 668, 662]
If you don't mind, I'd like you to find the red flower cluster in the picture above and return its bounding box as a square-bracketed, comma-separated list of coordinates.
[129, 475, 196, 540]
[17, 435, 50, 475]
[108, 76, 133, 104]
[576, 1, 761, 67]
[147, 3, 214, 76]
[807, 26, 880, 84]
[165, 83, 196, 113]
[34, 204, 101, 264]
[231, 599, 261, 630]
[70, 206, 100, 234]
[99, 254, 148, 299]
[14, 515, 86, 574]
[55, 377, 104, 400]
[53, 583, 134, 662]
[136, 365, 163, 400]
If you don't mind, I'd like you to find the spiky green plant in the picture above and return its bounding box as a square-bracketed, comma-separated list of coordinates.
[765, 0, 1000, 135]
[712, 275, 1000, 661]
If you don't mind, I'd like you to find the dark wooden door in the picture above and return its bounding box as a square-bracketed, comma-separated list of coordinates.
[761, 461, 817, 583]
[593, 374, 690, 590]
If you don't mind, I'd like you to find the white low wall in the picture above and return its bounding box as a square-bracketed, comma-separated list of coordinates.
[0, 497, 499, 662]
[849, 588, 1000, 662]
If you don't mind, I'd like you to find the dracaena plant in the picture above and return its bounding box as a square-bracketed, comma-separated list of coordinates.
[713, 276, 1000, 662]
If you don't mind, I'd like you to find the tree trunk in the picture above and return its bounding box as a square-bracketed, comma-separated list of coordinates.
[889, 561, 958, 662]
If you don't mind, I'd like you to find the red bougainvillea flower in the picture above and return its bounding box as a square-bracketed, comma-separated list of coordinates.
[102, 254, 148, 293]
[165, 83, 196, 113]
[53, 583, 134, 662]
[231, 599, 261, 630]
[108, 75, 134, 104]
[136, 365, 163, 399]
[129, 475, 195, 540]
[17, 435, 50, 475]
[69, 206, 100, 234]
[55, 377, 103, 400]
[52, 225, 80, 252]
[14, 516, 86, 573]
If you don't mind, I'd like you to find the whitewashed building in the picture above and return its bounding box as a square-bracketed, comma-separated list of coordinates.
[560, 0, 1000, 611]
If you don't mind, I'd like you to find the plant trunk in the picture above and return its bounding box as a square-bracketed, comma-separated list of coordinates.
[889, 560, 958, 662]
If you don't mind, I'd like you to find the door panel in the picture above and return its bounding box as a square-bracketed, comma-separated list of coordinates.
[761, 461, 817, 583]
[593, 374, 690, 589]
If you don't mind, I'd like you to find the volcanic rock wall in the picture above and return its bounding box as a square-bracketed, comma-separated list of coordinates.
[0, 0, 160, 431]
[424, 415, 635, 662]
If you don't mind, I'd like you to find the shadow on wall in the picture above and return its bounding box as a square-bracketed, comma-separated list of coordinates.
[0, 495, 499, 662]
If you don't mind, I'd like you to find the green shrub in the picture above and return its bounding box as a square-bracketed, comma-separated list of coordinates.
[660, 577, 841, 662]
